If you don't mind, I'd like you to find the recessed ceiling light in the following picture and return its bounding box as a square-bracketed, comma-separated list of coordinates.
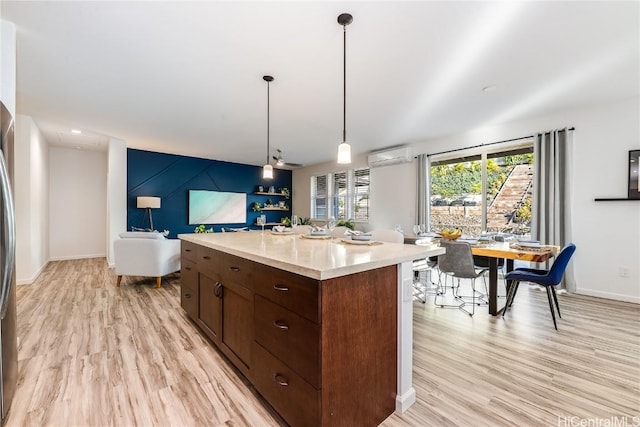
[71, 129, 82, 134]
[482, 85, 497, 92]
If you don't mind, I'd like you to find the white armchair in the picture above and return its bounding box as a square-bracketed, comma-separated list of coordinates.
[114, 232, 181, 288]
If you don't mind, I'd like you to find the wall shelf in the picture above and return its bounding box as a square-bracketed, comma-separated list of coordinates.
[255, 191, 288, 197]
[594, 198, 640, 201]
[260, 207, 289, 211]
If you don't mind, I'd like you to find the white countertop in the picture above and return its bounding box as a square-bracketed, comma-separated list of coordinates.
[179, 231, 444, 280]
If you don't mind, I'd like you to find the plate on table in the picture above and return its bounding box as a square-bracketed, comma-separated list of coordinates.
[341, 238, 382, 246]
[301, 234, 331, 240]
[270, 230, 294, 235]
[517, 241, 542, 248]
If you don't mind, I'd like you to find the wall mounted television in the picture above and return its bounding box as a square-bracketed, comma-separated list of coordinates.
[188, 190, 247, 225]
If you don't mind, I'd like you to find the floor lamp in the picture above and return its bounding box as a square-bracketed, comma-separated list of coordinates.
[137, 196, 161, 231]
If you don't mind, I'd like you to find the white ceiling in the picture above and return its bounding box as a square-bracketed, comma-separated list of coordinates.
[2, 1, 638, 168]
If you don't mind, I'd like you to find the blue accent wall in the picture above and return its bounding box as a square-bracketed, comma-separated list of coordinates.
[127, 149, 292, 237]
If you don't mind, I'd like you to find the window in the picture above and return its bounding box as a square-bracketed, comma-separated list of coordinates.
[311, 168, 369, 221]
[429, 144, 533, 236]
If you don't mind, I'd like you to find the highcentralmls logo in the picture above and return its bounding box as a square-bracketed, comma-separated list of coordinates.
[557, 416, 640, 427]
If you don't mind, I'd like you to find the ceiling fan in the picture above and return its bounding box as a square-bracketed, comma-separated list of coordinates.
[272, 149, 303, 168]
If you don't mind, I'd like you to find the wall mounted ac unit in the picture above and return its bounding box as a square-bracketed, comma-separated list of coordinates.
[367, 146, 413, 168]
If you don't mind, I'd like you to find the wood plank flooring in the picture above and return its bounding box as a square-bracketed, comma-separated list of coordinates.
[6, 258, 640, 426]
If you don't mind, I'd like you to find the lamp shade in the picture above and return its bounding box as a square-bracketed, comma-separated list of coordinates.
[337, 142, 351, 164]
[262, 164, 274, 179]
[137, 196, 161, 209]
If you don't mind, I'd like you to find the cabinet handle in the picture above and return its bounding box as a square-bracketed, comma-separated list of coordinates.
[185, 248, 192, 252]
[273, 320, 289, 330]
[184, 293, 191, 299]
[229, 266, 240, 272]
[202, 256, 211, 260]
[184, 267, 191, 271]
[274, 374, 289, 387]
[273, 284, 289, 292]
[214, 282, 223, 298]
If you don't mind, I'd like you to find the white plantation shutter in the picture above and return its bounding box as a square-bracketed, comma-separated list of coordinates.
[353, 168, 370, 221]
[311, 168, 370, 221]
[311, 174, 328, 219]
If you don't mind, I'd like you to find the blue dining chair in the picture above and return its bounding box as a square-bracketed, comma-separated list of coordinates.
[502, 243, 576, 330]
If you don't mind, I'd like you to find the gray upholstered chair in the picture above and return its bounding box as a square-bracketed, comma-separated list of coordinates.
[435, 240, 487, 316]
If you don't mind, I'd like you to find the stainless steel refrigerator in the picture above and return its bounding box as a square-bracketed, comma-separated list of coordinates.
[0, 101, 18, 425]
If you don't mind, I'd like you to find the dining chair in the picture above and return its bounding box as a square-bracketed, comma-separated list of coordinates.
[331, 226, 348, 238]
[412, 257, 438, 303]
[370, 229, 404, 243]
[436, 240, 488, 316]
[502, 243, 576, 330]
[292, 225, 312, 235]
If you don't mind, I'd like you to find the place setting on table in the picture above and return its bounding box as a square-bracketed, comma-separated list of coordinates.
[339, 229, 383, 246]
[270, 225, 294, 235]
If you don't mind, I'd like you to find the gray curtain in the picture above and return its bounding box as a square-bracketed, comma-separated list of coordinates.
[532, 128, 575, 291]
[416, 154, 429, 227]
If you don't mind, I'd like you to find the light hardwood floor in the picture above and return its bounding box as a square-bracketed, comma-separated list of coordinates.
[6, 258, 640, 426]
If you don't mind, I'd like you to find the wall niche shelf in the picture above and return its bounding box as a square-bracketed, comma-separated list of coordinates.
[255, 191, 288, 197]
[594, 198, 640, 202]
[260, 207, 289, 211]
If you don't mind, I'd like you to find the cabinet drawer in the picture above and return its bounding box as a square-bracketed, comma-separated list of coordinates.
[181, 240, 198, 262]
[180, 264, 198, 320]
[197, 246, 219, 277]
[218, 252, 254, 289]
[181, 259, 197, 288]
[254, 265, 320, 323]
[252, 342, 319, 427]
[254, 295, 320, 388]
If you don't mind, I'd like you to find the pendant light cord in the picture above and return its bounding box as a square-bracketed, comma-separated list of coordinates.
[342, 23, 347, 144]
[267, 80, 270, 164]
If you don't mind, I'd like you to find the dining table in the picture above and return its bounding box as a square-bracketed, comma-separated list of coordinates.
[408, 235, 559, 315]
[470, 241, 558, 315]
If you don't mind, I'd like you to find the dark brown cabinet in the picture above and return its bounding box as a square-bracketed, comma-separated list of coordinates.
[197, 272, 221, 343]
[180, 240, 397, 427]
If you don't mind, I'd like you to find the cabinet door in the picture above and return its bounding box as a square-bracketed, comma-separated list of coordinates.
[220, 279, 253, 372]
[198, 272, 222, 344]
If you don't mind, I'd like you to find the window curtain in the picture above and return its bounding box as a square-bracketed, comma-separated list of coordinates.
[416, 154, 429, 227]
[532, 128, 575, 291]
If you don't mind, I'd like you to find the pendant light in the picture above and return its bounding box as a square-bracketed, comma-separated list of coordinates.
[262, 75, 274, 179]
[337, 13, 353, 164]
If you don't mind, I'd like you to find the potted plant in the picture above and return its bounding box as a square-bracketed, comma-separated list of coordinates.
[266, 198, 273, 207]
[194, 224, 214, 233]
[280, 188, 290, 199]
[336, 219, 355, 230]
[281, 217, 292, 226]
[251, 202, 262, 212]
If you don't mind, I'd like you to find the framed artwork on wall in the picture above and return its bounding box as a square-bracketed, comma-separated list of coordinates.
[629, 150, 640, 199]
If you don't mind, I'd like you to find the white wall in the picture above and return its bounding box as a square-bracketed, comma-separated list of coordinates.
[49, 147, 108, 260]
[0, 20, 16, 117]
[14, 116, 49, 284]
[293, 96, 640, 303]
[107, 138, 127, 267]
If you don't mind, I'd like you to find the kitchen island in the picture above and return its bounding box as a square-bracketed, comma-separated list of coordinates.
[178, 231, 443, 426]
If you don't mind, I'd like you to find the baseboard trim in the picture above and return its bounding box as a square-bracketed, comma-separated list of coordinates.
[575, 288, 640, 304]
[17, 261, 48, 285]
[49, 253, 106, 262]
[395, 387, 416, 414]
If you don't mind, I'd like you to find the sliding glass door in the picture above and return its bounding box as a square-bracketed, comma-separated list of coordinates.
[429, 144, 534, 236]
